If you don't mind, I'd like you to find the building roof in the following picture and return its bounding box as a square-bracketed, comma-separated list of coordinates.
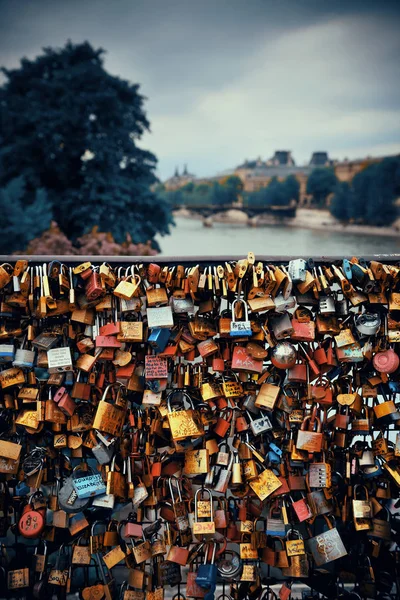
[309, 152, 332, 166]
[268, 150, 295, 166]
[237, 150, 295, 170]
[245, 165, 313, 178]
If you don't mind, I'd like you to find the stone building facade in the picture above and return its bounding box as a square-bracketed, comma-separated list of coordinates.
[164, 152, 389, 206]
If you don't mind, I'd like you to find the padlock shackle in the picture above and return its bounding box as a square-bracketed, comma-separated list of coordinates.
[194, 487, 214, 522]
[166, 389, 195, 411]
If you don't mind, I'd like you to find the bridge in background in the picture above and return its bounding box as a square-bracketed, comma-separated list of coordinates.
[172, 204, 296, 219]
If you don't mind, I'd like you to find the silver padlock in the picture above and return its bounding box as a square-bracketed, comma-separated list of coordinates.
[47, 346, 73, 373]
[274, 293, 296, 313]
[269, 311, 294, 339]
[246, 410, 272, 436]
[335, 292, 349, 317]
[355, 312, 381, 336]
[318, 296, 336, 316]
[288, 259, 307, 283]
[230, 298, 252, 337]
[92, 438, 115, 465]
[359, 449, 375, 467]
[242, 393, 260, 415]
[13, 336, 35, 368]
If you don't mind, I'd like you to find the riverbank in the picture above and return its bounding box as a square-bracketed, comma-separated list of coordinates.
[173, 207, 400, 238]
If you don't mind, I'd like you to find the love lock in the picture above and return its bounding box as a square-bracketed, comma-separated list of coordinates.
[230, 298, 252, 337]
[58, 465, 91, 514]
[216, 549, 243, 580]
[18, 492, 46, 539]
[196, 542, 217, 589]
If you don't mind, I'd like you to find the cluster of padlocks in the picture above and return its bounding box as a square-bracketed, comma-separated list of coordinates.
[0, 255, 400, 599]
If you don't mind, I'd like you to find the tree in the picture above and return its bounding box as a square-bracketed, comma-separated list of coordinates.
[0, 41, 172, 251]
[0, 176, 53, 253]
[330, 182, 352, 221]
[350, 156, 399, 225]
[306, 168, 337, 207]
[364, 157, 399, 225]
[283, 174, 300, 203]
[221, 175, 243, 203]
[247, 175, 297, 208]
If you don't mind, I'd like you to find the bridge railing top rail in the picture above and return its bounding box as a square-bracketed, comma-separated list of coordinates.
[2, 254, 400, 268]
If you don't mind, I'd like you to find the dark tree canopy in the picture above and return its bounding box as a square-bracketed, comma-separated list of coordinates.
[247, 175, 299, 207]
[0, 41, 172, 251]
[159, 176, 243, 207]
[306, 168, 337, 206]
[330, 181, 352, 221]
[330, 156, 400, 226]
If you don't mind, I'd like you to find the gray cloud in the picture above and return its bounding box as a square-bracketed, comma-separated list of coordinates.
[1, 0, 399, 179]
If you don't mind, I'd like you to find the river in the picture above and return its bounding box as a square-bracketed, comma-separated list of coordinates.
[157, 217, 400, 257]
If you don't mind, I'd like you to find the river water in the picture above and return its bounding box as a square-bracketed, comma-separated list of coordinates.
[157, 217, 400, 257]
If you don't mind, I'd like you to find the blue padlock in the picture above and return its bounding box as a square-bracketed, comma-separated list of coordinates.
[196, 543, 217, 589]
[0, 344, 15, 364]
[269, 442, 283, 457]
[34, 367, 50, 381]
[342, 259, 352, 280]
[148, 328, 171, 353]
[16, 480, 31, 496]
[268, 449, 281, 464]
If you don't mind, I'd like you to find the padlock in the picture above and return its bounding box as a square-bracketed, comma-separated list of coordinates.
[271, 341, 297, 369]
[196, 543, 217, 590]
[18, 493, 46, 539]
[213, 452, 234, 493]
[166, 389, 204, 441]
[85, 268, 104, 300]
[193, 488, 216, 536]
[230, 298, 252, 337]
[148, 327, 171, 353]
[72, 464, 106, 499]
[288, 259, 307, 283]
[246, 409, 273, 436]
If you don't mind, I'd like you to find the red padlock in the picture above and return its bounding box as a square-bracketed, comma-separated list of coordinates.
[18, 496, 46, 539]
[235, 410, 249, 433]
[373, 348, 399, 374]
[147, 263, 161, 284]
[53, 386, 75, 417]
[212, 357, 225, 372]
[313, 342, 328, 366]
[214, 407, 233, 438]
[85, 270, 103, 300]
[151, 454, 162, 478]
[124, 514, 143, 538]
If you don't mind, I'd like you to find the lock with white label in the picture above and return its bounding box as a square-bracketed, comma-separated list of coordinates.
[230, 298, 252, 337]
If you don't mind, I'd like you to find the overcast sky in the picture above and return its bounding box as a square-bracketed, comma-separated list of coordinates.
[1, 0, 399, 180]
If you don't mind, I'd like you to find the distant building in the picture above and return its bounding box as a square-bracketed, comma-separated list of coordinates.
[334, 156, 381, 182]
[309, 152, 332, 167]
[266, 150, 296, 167]
[164, 165, 195, 190]
[163, 152, 393, 207]
[235, 150, 326, 205]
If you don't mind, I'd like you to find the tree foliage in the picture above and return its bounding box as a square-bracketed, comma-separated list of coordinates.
[0, 176, 53, 252]
[0, 41, 172, 251]
[159, 176, 243, 207]
[306, 168, 337, 206]
[246, 175, 299, 207]
[330, 181, 352, 221]
[330, 156, 400, 226]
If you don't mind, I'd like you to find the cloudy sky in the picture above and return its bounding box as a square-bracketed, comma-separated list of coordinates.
[1, 0, 399, 180]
